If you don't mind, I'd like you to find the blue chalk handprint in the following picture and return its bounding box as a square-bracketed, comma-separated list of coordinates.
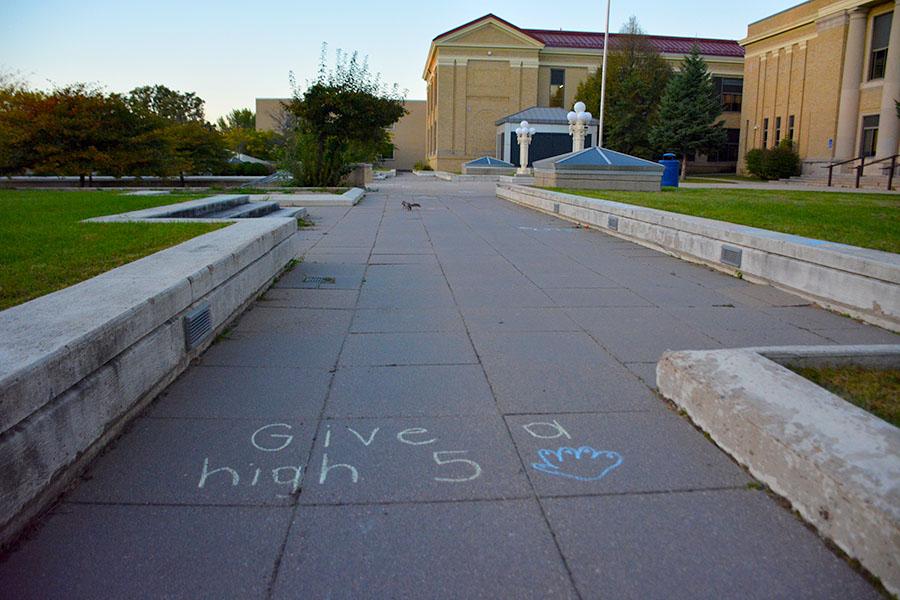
[532, 446, 623, 482]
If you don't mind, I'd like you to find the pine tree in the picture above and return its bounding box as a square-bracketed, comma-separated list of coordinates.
[649, 46, 726, 180]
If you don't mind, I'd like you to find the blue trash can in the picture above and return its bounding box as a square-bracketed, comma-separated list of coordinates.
[659, 153, 680, 188]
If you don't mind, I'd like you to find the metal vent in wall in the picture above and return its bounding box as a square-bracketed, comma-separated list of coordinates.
[184, 302, 212, 351]
[607, 215, 619, 231]
[553, 203, 560, 214]
[720, 245, 743, 268]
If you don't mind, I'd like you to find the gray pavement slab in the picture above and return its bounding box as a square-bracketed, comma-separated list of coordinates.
[274, 262, 366, 290]
[300, 416, 531, 504]
[272, 500, 577, 600]
[261, 287, 359, 309]
[339, 332, 478, 366]
[68, 418, 313, 505]
[542, 490, 877, 600]
[234, 306, 352, 335]
[460, 307, 581, 332]
[565, 306, 723, 363]
[0, 504, 290, 600]
[148, 365, 331, 420]
[350, 308, 466, 333]
[543, 287, 653, 307]
[449, 284, 553, 308]
[202, 332, 345, 368]
[357, 284, 456, 308]
[326, 365, 496, 417]
[471, 331, 659, 413]
[506, 411, 749, 495]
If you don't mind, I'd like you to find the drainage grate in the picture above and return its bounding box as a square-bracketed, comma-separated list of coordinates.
[607, 215, 619, 231]
[720, 245, 743, 268]
[553, 203, 560, 214]
[184, 302, 212, 351]
[303, 275, 336, 288]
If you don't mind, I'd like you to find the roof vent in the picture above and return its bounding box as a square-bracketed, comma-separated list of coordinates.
[184, 302, 212, 351]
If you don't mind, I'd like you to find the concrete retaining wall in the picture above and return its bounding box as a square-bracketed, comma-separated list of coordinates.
[657, 345, 900, 595]
[496, 184, 900, 332]
[0, 218, 299, 547]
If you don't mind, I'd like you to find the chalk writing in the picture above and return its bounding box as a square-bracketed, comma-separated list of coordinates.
[251, 423, 294, 452]
[522, 420, 571, 440]
[532, 446, 622, 482]
[433, 451, 482, 482]
[319, 453, 359, 484]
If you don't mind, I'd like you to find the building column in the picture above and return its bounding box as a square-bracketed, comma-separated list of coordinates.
[834, 8, 869, 160]
[875, 1, 900, 159]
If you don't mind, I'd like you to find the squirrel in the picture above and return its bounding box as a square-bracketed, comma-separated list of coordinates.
[401, 201, 421, 211]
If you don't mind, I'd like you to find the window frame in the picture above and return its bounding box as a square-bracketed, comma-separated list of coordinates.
[868, 12, 893, 81]
[549, 68, 566, 108]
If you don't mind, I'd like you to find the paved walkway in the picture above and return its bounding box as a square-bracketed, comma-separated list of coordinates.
[3, 176, 897, 599]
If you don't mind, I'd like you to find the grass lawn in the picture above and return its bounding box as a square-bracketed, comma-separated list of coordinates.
[0, 190, 227, 310]
[549, 187, 900, 254]
[790, 365, 900, 427]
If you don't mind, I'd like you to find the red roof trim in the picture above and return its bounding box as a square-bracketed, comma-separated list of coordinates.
[432, 14, 540, 43]
[430, 15, 743, 58]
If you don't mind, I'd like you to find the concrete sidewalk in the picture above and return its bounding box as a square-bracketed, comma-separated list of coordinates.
[1, 175, 895, 599]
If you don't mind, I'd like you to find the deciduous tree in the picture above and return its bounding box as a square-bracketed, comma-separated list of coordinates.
[576, 17, 671, 157]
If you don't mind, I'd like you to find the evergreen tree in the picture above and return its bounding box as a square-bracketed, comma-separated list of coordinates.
[576, 17, 671, 157]
[649, 46, 726, 180]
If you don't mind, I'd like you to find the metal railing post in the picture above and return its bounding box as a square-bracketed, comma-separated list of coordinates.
[827, 164, 834, 187]
[855, 156, 865, 188]
[889, 155, 897, 191]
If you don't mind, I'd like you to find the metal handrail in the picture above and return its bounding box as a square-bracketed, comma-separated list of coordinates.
[822, 153, 899, 190]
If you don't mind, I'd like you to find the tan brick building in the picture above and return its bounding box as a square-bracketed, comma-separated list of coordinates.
[423, 14, 746, 172]
[738, 0, 900, 174]
[254, 98, 426, 171]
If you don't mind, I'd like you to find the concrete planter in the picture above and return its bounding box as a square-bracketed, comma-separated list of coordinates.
[0, 219, 299, 548]
[657, 345, 900, 595]
[496, 184, 900, 332]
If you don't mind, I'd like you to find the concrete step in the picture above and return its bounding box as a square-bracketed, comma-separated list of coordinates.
[213, 201, 280, 219]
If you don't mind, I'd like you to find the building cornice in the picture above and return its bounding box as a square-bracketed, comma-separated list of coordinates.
[740, 0, 875, 47]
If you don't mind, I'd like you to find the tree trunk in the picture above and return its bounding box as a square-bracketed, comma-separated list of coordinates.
[79, 174, 85, 188]
[680, 156, 687, 182]
[179, 172, 185, 187]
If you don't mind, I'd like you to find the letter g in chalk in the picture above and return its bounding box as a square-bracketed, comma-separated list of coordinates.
[251, 423, 294, 452]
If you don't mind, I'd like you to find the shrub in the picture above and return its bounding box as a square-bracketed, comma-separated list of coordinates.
[413, 160, 432, 171]
[744, 140, 800, 180]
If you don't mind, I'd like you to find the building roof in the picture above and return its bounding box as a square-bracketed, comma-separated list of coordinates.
[464, 156, 515, 167]
[534, 146, 663, 171]
[432, 14, 744, 58]
[495, 106, 598, 126]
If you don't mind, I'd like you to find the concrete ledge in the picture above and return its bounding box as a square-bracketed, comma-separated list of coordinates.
[0, 218, 299, 547]
[260, 187, 364, 207]
[496, 184, 900, 332]
[657, 345, 900, 595]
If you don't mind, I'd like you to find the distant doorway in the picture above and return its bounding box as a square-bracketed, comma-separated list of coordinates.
[860, 115, 879, 157]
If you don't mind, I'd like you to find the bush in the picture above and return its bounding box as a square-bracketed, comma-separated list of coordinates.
[744, 140, 800, 180]
[213, 162, 274, 176]
[413, 160, 432, 171]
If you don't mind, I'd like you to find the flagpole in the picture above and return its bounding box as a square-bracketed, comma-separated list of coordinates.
[598, 0, 611, 147]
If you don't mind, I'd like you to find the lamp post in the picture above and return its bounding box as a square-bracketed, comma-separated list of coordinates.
[515, 120, 536, 174]
[567, 102, 593, 152]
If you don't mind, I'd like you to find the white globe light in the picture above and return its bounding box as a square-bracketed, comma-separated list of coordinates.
[515, 127, 523, 135]
[574, 101, 586, 113]
[529, 127, 536, 136]
[567, 111, 577, 124]
[582, 111, 592, 123]
[520, 120, 529, 128]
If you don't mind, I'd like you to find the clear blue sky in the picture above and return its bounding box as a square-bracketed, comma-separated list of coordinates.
[2, 0, 791, 121]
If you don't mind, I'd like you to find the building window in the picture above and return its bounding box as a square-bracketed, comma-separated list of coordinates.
[860, 115, 880, 157]
[549, 69, 565, 108]
[788, 115, 795, 141]
[714, 77, 743, 112]
[762, 117, 769, 148]
[774, 116, 782, 146]
[869, 12, 892, 80]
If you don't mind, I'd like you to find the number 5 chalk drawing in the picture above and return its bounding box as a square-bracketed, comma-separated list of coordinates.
[532, 446, 623, 481]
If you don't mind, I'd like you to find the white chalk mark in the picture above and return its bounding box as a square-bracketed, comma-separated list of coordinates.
[523, 420, 571, 440]
[347, 427, 380, 446]
[198, 458, 239, 488]
[251, 423, 294, 452]
[324, 426, 332, 448]
[432, 451, 482, 483]
[273, 466, 303, 493]
[396, 427, 437, 446]
[318, 453, 359, 484]
[251, 464, 261, 486]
